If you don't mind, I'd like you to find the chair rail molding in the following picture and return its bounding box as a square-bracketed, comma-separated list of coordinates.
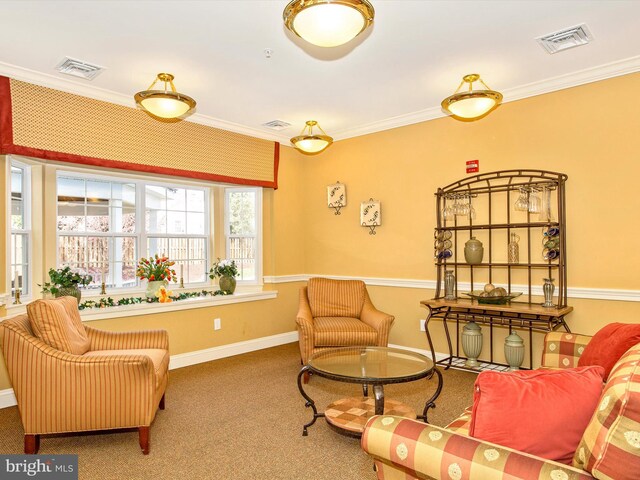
[263, 275, 640, 302]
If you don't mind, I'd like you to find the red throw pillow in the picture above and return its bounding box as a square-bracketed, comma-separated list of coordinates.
[577, 323, 640, 378]
[469, 366, 605, 465]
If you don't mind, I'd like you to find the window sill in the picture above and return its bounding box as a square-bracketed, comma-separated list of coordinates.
[1, 288, 277, 322]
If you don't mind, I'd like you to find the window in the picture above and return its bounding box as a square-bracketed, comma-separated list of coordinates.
[225, 187, 261, 282]
[57, 172, 210, 290]
[10, 162, 31, 295]
[57, 175, 137, 289]
[145, 185, 208, 284]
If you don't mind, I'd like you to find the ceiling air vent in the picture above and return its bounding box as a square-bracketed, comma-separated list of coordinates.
[55, 57, 105, 80]
[262, 120, 292, 130]
[536, 24, 594, 54]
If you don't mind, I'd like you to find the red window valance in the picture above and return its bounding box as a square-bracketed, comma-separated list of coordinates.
[0, 76, 279, 188]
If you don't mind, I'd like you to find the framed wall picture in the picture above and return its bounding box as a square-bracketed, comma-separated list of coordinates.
[327, 182, 346, 215]
[360, 198, 381, 234]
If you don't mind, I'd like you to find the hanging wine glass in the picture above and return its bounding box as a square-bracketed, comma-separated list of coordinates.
[514, 188, 529, 211]
[528, 187, 541, 214]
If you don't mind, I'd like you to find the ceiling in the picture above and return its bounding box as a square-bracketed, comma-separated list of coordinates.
[0, 1, 639, 144]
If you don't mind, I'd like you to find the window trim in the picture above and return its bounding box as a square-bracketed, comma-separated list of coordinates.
[7, 159, 32, 298]
[224, 186, 263, 285]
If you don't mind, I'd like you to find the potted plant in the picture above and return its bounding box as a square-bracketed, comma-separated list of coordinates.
[40, 266, 92, 302]
[209, 258, 239, 294]
[136, 254, 177, 298]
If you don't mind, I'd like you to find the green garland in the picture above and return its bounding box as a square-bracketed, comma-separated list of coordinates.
[78, 289, 231, 311]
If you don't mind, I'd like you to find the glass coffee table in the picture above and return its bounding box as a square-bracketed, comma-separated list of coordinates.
[297, 346, 443, 437]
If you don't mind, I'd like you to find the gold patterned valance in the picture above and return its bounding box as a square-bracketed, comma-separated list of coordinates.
[0, 76, 279, 188]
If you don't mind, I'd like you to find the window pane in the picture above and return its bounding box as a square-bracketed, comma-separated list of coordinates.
[189, 238, 206, 260]
[11, 234, 29, 294]
[86, 180, 111, 206]
[146, 185, 166, 209]
[58, 176, 85, 199]
[11, 167, 24, 229]
[58, 236, 86, 264]
[167, 188, 186, 211]
[228, 191, 256, 235]
[187, 190, 205, 212]
[112, 182, 136, 207]
[58, 203, 85, 231]
[186, 212, 205, 234]
[86, 206, 110, 232]
[113, 207, 136, 233]
[167, 211, 186, 234]
[169, 237, 188, 260]
[147, 237, 169, 257]
[146, 209, 167, 234]
[187, 260, 206, 283]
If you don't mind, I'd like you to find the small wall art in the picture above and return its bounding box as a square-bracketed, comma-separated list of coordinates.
[361, 198, 381, 235]
[327, 181, 346, 215]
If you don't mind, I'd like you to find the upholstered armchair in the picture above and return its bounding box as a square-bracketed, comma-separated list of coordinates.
[362, 331, 640, 480]
[296, 278, 394, 379]
[0, 297, 169, 455]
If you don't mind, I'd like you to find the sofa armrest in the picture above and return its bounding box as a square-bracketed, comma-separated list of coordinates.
[541, 332, 592, 369]
[360, 291, 394, 346]
[296, 287, 314, 364]
[85, 325, 169, 351]
[362, 416, 593, 480]
[1, 324, 158, 435]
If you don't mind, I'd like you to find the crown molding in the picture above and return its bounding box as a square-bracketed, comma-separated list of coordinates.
[332, 54, 640, 141]
[2, 55, 639, 145]
[0, 61, 291, 144]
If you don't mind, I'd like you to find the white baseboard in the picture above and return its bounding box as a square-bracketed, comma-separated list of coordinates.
[168, 331, 298, 370]
[388, 343, 448, 363]
[0, 330, 300, 409]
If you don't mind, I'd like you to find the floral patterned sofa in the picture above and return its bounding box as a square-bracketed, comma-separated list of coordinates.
[361, 332, 640, 480]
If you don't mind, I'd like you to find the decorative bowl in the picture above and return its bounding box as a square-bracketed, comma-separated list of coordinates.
[463, 291, 522, 305]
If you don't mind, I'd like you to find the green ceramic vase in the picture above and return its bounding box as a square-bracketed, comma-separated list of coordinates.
[219, 275, 236, 294]
[55, 286, 81, 303]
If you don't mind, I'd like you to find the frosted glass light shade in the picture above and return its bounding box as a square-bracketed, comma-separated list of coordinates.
[447, 96, 498, 119]
[138, 94, 193, 118]
[284, 0, 374, 48]
[290, 120, 333, 155]
[441, 74, 503, 121]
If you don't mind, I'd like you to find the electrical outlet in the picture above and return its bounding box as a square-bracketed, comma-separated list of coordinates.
[214, 318, 221, 330]
[419, 319, 426, 331]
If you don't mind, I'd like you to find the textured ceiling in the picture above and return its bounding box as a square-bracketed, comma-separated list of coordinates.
[0, 1, 639, 143]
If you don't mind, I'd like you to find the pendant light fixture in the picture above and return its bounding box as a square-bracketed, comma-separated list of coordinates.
[134, 73, 196, 119]
[283, 0, 374, 48]
[290, 120, 333, 154]
[441, 74, 503, 121]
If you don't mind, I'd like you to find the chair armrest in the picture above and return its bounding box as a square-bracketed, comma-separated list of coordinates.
[85, 325, 169, 351]
[1, 325, 158, 434]
[541, 331, 592, 369]
[362, 416, 593, 480]
[360, 291, 394, 345]
[296, 287, 314, 364]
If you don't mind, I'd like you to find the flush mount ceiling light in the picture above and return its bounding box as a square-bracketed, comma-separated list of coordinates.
[283, 0, 374, 48]
[290, 120, 333, 154]
[134, 73, 196, 119]
[441, 74, 503, 121]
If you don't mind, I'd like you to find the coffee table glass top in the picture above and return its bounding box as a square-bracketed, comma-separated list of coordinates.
[308, 346, 433, 382]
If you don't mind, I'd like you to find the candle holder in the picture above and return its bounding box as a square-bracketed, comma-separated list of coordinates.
[13, 288, 22, 305]
[100, 282, 107, 295]
[180, 277, 185, 289]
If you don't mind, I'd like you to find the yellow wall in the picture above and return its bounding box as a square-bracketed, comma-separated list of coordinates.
[2, 73, 640, 392]
[300, 72, 640, 362]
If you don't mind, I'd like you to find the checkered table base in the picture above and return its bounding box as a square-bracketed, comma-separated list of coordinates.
[325, 397, 416, 434]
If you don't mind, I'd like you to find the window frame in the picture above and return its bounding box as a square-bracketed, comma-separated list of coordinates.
[56, 170, 212, 293]
[7, 159, 32, 297]
[224, 186, 263, 285]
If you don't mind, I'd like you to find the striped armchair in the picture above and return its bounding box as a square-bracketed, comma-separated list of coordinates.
[296, 278, 394, 381]
[0, 308, 169, 455]
[362, 332, 640, 480]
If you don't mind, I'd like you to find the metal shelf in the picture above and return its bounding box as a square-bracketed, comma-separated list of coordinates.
[435, 262, 560, 268]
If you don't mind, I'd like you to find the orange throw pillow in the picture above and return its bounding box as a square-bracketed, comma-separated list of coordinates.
[578, 323, 640, 378]
[469, 366, 605, 465]
[27, 296, 90, 355]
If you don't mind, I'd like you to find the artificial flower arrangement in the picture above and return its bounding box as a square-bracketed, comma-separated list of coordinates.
[40, 266, 92, 296]
[208, 258, 239, 279]
[136, 254, 178, 283]
[156, 286, 173, 303]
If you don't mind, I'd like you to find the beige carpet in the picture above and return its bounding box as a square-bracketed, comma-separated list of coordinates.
[0, 343, 476, 479]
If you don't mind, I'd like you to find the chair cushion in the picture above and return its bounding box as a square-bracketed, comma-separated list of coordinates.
[445, 406, 472, 436]
[578, 323, 640, 378]
[307, 278, 365, 318]
[27, 296, 90, 355]
[314, 317, 377, 346]
[469, 366, 606, 465]
[573, 344, 640, 479]
[84, 348, 169, 388]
